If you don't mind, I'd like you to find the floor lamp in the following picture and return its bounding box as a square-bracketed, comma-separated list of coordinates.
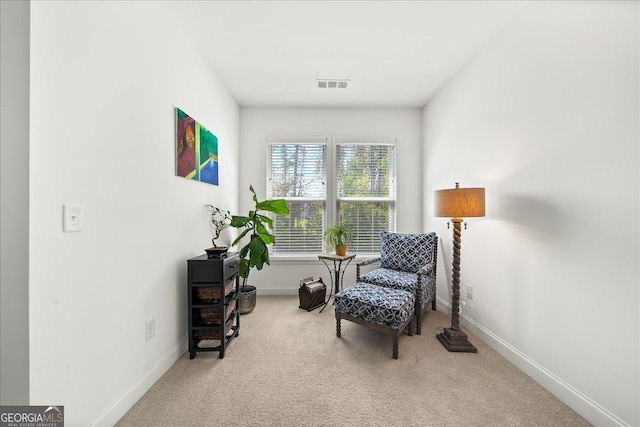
[434, 182, 485, 353]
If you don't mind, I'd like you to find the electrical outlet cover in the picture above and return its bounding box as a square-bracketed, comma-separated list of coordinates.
[145, 319, 156, 341]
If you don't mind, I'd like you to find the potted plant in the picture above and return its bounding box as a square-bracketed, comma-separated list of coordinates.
[204, 205, 232, 257]
[230, 185, 289, 314]
[324, 222, 354, 256]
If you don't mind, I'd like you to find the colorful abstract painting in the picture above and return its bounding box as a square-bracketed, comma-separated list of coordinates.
[175, 107, 219, 185]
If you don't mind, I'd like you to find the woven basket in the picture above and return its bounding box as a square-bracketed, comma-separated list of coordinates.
[196, 329, 223, 341]
[199, 301, 236, 325]
[196, 278, 235, 303]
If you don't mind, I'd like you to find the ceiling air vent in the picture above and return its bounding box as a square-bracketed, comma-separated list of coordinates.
[317, 79, 349, 89]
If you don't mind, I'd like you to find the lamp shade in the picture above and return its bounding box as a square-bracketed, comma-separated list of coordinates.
[434, 183, 485, 218]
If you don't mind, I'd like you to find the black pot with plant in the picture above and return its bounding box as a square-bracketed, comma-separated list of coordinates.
[230, 185, 289, 314]
[324, 222, 354, 256]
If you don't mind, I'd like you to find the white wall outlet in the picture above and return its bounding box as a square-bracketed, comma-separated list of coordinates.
[466, 284, 473, 299]
[145, 319, 156, 342]
[63, 204, 83, 232]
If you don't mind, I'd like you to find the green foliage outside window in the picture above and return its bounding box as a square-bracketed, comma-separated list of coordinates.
[337, 145, 395, 252]
[267, 141, 395, 254]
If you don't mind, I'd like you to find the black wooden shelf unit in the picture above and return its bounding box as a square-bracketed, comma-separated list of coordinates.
[187, 252, 240, 359]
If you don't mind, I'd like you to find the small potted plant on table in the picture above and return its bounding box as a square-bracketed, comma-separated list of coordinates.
[324, 222, 354, 256]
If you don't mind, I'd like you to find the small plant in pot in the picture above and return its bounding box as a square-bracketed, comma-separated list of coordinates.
[204, 205, 232, 257]
[230, 185, 289, 314]
[324, 222, 354, 256]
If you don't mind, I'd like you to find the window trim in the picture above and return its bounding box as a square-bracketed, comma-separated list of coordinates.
[332, 135, 398, 240]
[266, 134, 398, 257]
[266, 137, 328, 256]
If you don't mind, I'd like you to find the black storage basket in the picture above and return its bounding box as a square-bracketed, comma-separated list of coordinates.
[298, 278, 326, 312]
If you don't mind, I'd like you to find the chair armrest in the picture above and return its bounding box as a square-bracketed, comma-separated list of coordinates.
[417, 262, 435, 278]
[357, 257, 381, 268]
[416, 262, 436, 306]
[356, 256, 380, 281]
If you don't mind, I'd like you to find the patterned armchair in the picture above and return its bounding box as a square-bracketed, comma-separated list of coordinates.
[356, 231, 438, 335]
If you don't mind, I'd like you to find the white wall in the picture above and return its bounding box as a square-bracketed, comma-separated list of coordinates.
[423, 2, 639, 426]
[29, 2, 239, 426]
[239, 108, 423, 293]
[0, 0, 30, 405]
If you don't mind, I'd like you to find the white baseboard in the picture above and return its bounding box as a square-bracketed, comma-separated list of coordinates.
[89, 336, 188, 427]
[435, 297, 629, 427]
[257, 286, 298, 296]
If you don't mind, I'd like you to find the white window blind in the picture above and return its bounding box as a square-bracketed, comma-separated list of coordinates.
[335, 140, 396, 254]
[267, 140, 327, 254]
[266, 136, 396, 256]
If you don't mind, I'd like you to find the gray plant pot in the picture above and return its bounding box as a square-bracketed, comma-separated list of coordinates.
[238, 285, 257, 314]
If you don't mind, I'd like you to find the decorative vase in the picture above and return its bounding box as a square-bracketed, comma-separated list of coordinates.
[238, 285, 257, 314]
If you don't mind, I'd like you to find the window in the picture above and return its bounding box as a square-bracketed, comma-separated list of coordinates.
[267, 136, 396, 255]
[267, 139, 327, 254]
[335, 140, 396, 253]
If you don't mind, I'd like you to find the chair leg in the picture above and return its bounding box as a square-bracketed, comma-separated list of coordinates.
[416, 308, 422, 335]
[392, 331, 399, 359]
[336, 316, 342, 337]
[407, 316, 414, 337]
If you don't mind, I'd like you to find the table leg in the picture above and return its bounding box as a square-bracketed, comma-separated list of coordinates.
[318, 255, 355, 313]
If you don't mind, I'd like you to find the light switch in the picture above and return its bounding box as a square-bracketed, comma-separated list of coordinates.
[63, 205, 83, 232]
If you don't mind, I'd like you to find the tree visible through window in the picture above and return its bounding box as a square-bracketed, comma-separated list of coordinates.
[336, 143, 396, 253]
[267, 137, 396, 255]
[267, 142, 327, 254]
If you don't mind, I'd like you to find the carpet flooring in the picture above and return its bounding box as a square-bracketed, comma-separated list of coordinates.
[116, 295, 590, 426]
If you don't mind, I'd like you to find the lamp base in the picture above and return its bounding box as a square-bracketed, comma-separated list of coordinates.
[437, 328, 478, 353]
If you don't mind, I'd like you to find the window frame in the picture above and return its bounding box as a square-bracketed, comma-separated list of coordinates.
[266, 136, 328, 257]
[332, 136, 397, 254]
[266, 135, 397, 258]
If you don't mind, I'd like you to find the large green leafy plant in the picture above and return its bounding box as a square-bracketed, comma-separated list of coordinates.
[230, 185, 289, 288]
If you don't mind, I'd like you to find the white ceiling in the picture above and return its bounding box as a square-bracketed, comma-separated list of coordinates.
[172, 1, 526, 108]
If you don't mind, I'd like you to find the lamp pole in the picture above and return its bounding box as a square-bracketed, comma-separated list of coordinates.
[436, 217, 477, 352]
[450, 218, 462, 330]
